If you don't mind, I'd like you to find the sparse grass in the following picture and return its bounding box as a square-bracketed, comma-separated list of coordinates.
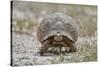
[26, 21, 37, 30]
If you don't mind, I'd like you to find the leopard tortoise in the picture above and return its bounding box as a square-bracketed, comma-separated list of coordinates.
[37, 12, 79, 55]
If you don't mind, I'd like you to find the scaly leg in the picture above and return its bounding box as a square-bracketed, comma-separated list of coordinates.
[40, 40, 50, 56]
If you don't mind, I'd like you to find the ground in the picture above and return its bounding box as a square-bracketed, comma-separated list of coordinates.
[12, 31, 97, 66]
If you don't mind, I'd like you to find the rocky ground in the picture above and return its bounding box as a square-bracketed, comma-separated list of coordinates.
[12, 31, 97, 66]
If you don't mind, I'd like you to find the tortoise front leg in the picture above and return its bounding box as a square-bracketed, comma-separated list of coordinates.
[40, 40, 50, 56]
[69, 43, 77, 52]
[63, 43, 77, 53]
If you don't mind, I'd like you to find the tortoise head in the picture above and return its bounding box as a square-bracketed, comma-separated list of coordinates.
[54, 32, 63, 41]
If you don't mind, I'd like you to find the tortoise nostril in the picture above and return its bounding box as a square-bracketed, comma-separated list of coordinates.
[56, 32, 60, 36]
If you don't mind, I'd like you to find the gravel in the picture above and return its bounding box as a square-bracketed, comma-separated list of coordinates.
[12, 32, 97, 66]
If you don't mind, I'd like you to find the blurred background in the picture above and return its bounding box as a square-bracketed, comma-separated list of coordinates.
[12, 1, 97, 37]
[11, 1, 97, 66]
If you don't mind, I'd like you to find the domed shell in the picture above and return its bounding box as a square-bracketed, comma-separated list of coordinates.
[37, 12, 79, 43]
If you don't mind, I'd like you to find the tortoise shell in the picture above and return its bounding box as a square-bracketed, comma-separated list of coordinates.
[37, 12, 79, 44]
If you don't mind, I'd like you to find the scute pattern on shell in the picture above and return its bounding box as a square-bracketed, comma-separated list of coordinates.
[37, 12, 79, 43]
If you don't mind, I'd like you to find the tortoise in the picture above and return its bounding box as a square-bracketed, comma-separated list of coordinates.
[37, 12, 79, 55]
